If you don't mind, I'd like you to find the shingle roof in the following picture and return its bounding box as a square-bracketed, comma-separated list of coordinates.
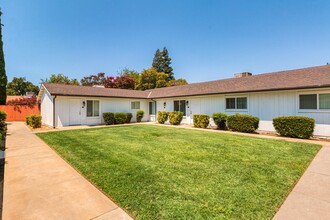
[148, 65, 330, 98]
[42, 83, 149, 99]
[42, 65, 330, 99]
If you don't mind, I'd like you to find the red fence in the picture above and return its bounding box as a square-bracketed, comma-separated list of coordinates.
[0, 105, 40, 122]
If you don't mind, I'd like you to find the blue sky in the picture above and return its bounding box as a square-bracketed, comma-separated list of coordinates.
[2, 0, 330, 85]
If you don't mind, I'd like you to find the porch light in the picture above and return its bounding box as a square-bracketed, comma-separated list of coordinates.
[82, 101, 86, 108]
[163, 102, 166, 109]
[186, 100, 189, 108]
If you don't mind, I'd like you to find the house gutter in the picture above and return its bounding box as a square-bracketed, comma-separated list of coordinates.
[53, 95, 56, 128]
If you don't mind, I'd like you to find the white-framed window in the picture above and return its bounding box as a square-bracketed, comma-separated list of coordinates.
[131, 101, 140, 110]
[225, 97, 247, 110]
[87, 100, 100, 117]
[174, 100, 186, 116]
[299, 93, 330, 110]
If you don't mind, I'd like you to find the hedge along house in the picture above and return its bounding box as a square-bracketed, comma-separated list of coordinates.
[38, 65, 330, 137]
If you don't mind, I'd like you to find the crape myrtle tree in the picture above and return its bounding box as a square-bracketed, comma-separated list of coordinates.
[152, 47, 174, 81]
[105, 75, 136, 90]
[80, 72, 106, 86]
[0, 9, 7, 104]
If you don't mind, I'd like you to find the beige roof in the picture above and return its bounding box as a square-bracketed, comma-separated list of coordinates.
[42, 83, 149, 99]
[41, 65, 330, 99]
[147, 65, 330, 98]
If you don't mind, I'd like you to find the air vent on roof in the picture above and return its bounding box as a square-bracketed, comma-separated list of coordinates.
[234, 72, 252, 78]
[92, 85, 105, 88]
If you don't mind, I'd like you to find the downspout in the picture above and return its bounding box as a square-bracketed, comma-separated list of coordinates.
[53, 96, 56, 128]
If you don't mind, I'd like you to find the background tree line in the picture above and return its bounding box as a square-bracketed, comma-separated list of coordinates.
[6, 47, 188, 96]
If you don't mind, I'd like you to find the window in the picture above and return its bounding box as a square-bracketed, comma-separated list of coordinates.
[299, 93, 330, 110]
[299, 94, 317, 109]
[226, 97, 247, 110]
[319, 94, 330, 109]
[131, 101, 140, 109]
[174, 100, 186, 116]
[149, 102, 156, 115]
[226, 98, 236, 109]
[86, 100, 100, 117]
[237, 97, 247, 109]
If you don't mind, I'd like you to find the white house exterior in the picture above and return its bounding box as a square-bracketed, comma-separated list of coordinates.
[38, 65, 330, 137]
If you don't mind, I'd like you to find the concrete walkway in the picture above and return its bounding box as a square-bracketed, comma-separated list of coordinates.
[3, 122, 132, 220]
[273, 145, 330, 220]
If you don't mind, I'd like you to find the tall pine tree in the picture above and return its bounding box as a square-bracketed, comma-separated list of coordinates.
[152, 47, 174, 80]
[152, 49, 162, 72]
[0, 9, 7, 105]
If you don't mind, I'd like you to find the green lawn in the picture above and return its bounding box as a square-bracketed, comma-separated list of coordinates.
[37, 125, 320, 220]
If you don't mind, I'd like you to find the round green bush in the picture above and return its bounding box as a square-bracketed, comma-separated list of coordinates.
[168, 111, 183, 125]
[193, 114, 210, 128]
[136, 110, 144, 122]
[273, 116, 315, 139]
[227, 113, 259, 133]
[29, 115, 42, 128]
[157, 111, 168, 124]
[103, 112, 115, 125]
[212, 112, 227, 130]
[114, 112, 127, 124]
[126, 113, 133, 123]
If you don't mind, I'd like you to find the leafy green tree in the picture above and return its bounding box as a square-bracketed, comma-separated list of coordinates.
[152, 47, 174, 81]
[80, 72, 106, 86]
[168, 78, 188, 86]
[136, 68, 168, 90]
[42, 74, 79, 85]
[117, 68, 139, 81]
[7, 77, 39, 95]
[0, 9, 7, 104]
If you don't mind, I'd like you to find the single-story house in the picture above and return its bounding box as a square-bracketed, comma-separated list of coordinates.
[38, 65, 330, 137]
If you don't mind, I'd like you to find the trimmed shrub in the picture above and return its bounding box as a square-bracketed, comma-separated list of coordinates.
[157, 111, 168, 124]
[273, 116, 315, 139]
[114, 112, 127, 124]
[126, 113, 133, 123]
[168, 111, 183, 125]
[0, 111, 7, 121]
[25, 116, 32, 125]
[29, 115, 42, 128]
[0, 119, 6, 136]
[136, 110, 144, 122]
[227, 113, 259, 133]
[103, 112, 115, 125]
[212, 112, 228, 130]
[193, 114, 210, 128]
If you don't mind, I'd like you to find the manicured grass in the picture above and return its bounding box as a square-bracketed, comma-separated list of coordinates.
[37, 125, 320, 219]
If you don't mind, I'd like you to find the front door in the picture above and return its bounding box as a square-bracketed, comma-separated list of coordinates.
[186, 100, 192, 124]
[69, 99, 81, 125]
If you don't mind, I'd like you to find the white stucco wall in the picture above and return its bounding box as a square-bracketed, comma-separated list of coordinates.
[40, 89, 54, 127]
[40, 87, 330, 136]
[54, 96, 150, 127]
[154, 88, 330, 137]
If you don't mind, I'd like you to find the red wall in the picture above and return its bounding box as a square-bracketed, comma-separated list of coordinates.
[0, 105, 40, 121]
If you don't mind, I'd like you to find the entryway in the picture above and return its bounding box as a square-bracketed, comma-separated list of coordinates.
[69, 99, 82, 125]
